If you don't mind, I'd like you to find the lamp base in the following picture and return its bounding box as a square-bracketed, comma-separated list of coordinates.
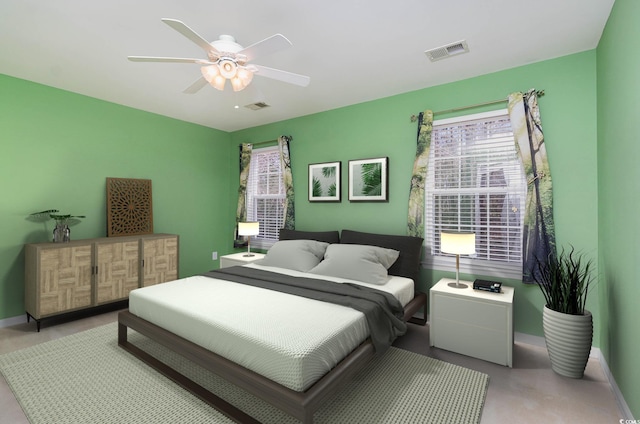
[447, 281, 468, 289]
[243, 253, 255, 257]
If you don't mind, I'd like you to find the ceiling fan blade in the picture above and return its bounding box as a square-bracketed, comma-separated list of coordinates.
[183, 76, 209, 94]
[128, 56, 204, 64]
[239, 34, 292, 62]
[161, 18, 218, 55]
[253, 65, 310, 87]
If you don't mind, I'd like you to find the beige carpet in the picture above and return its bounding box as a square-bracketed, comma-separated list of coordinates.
[0, 323, 489, 423]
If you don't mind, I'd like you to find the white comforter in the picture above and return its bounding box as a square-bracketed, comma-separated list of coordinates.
[128, 263, 414, 391]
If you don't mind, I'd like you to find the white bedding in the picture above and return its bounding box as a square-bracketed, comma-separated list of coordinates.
[128, 263, 414, 392]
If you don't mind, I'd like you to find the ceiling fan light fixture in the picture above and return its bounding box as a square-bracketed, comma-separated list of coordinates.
[218, 58, 238, 79]
[201, 64, 219, 82]
[231, 71, 254, 92]
[230, 77, 245, 92]
[237, 67, 254, 84]
[201, 65, 226, 91]
[212, 76, 226, 90]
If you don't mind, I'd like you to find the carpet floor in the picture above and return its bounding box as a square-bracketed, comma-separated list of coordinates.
[0, 323, 489, 423]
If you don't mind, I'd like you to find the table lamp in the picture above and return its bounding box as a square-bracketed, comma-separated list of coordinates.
[440, 231, 476, 288]
[238, 221, 260, 257]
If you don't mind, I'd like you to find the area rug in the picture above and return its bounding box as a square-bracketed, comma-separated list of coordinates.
[0, 323, 488, 423]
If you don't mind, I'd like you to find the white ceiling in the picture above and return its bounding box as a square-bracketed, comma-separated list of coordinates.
[0, 0, 614, 132]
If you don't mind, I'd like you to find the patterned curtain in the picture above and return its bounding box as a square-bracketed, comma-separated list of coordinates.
[235, 143, 253, 237]
[407, 110, 434, 237]
[508, 89, 556, 282]
[278, 135, 295, 229]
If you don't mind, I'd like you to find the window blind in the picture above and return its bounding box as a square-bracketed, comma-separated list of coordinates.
[246, 147, 285, 249]
[425, 109, 526, 277]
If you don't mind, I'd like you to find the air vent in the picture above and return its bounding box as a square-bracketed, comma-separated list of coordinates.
[425, 40, 469, 62]
[244, 102, 271, 111]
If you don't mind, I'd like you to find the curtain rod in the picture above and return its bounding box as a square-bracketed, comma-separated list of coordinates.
[410, 89, 545, 122]
[239, 136, 293, 147]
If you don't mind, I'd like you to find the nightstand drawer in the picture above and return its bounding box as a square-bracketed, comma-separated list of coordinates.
[434, 295, 509, 333]
[432, 317, 509, 365]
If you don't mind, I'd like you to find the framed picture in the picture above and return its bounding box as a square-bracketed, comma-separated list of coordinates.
[308, 161, 341, 202]
[348, 157, 389, 202]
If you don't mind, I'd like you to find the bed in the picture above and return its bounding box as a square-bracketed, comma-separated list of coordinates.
[118, 229, 427, 423]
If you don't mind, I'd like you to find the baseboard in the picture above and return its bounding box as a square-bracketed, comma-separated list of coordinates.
[514, 331, 546, 348]
[592, 348, 635, 419]
[515, 332, 634, 419]
[515, 332, 600, 358]
[0, 314, 26, 328]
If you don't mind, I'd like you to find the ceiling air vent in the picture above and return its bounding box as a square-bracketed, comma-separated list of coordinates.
[425, 40, 469, 62]
[244, 102, 271, 111]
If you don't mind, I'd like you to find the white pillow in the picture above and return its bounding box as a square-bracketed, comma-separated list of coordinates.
[308, 244, 399, 285]
[256, 240, 329, 272]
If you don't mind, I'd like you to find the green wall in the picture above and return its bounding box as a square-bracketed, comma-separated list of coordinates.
[1, 51, 603, 348]
[231, 51, 600, 342]
[597, 0, 640, 417]
[0, 74, 233, 320]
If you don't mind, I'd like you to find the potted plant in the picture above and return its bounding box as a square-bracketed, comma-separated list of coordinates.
[30, 209, 86, 243]
[534, 246, 594, 378]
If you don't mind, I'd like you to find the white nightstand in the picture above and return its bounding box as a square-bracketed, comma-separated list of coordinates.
[219, 252, 266, 268]
[429, 278, 514, 367]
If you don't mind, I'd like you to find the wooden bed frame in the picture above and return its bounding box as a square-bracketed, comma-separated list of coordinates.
[118, 291, 426, 424]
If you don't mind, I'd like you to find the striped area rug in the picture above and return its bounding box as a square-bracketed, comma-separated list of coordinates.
[0, 323, 488, 423]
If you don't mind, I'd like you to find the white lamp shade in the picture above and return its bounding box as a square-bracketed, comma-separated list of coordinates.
[238, 221, 260, 236]
[440, 231, 476, 255]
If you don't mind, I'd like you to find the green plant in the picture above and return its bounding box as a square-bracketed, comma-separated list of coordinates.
[534, 246, 594, 315]
[30, 209, 86, 225]
[312, 178, 323, 197]
[360, 162, 382, 196]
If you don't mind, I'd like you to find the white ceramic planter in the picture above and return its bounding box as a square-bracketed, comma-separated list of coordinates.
[542, 305, 593, 378]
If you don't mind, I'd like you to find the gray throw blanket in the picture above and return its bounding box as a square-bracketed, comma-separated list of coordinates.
[203, 266, 407, 354]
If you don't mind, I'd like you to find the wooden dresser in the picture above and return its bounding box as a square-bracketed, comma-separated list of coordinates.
[25, 233, 178, 331]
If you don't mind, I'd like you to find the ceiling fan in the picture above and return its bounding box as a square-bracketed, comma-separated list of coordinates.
[128, 18, 310, 93]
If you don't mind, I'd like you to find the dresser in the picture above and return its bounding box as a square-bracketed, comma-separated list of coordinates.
[429, 278, 514, 367]
[25, 233, 178, 331]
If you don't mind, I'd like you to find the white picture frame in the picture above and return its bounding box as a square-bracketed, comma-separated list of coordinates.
[348, 157, 389, 202]
[308, 161, 341, 202]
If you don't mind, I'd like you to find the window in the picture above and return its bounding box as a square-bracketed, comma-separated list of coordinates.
[246, 146, 285, 249]
[423, 109, 526, 279]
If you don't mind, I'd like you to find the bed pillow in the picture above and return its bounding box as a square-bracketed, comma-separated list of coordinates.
[340, 229, 423, 283]
[278, 228, 340, 244]
[308, 244, 399, 285]
[257, 239, 329, 272]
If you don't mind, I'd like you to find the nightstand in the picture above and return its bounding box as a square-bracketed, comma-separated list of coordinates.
[429, 278, 514, 367]
[219, 252, 266, 268]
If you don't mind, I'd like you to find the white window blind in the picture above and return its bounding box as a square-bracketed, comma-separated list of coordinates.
[424, 109, 526, 279]
[246, 146, 285, 249]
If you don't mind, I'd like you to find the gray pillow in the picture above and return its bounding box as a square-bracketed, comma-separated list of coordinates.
[257, 240, 329, 272]
[340, 229, 423, 283]
[308, 244, 400, 285]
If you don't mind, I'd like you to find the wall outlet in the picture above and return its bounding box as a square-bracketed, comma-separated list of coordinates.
[212, 251, 218, 260]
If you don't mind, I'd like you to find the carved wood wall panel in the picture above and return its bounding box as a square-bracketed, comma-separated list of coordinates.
[106, 178, 153, 237]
